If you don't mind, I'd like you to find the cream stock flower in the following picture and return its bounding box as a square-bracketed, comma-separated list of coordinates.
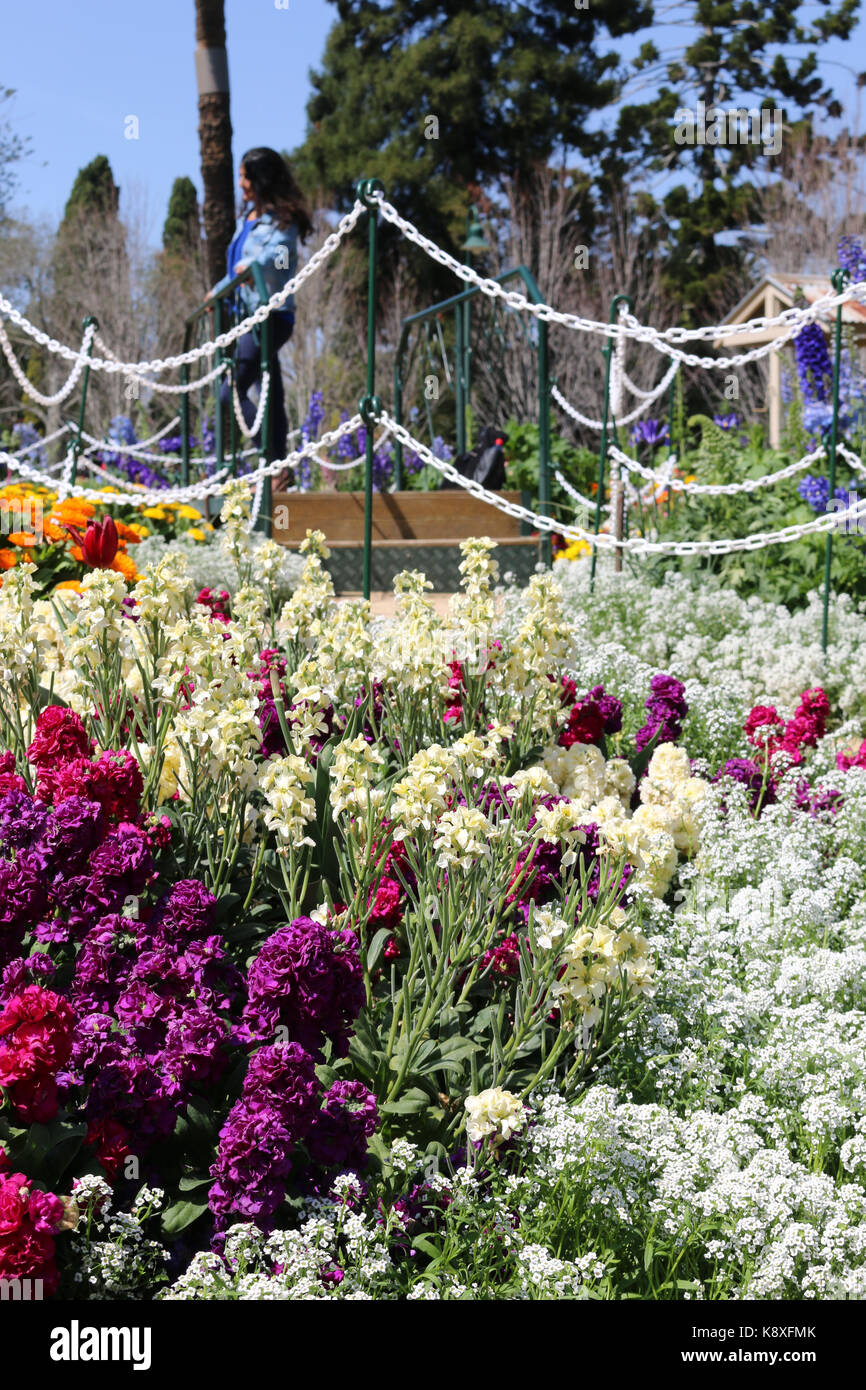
[259, 753, 317, 846]
[132, 552, 193, 621]
[531, 802, 588, 868]
[330, 735, 386, 819]
[433, 806, 495, 871]
[389, 744, 457, 839]
[464, 1088, 525, 1144]
[506, 766, 559, 801]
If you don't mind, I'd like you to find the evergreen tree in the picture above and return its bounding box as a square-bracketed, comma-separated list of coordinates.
[163, 176, 202, 254]
[292, 0, 653, 273]
[62, 154, 120, 224]
[608, 0, 862, 321]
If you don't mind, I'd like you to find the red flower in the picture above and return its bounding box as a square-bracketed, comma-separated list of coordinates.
[85, 1119, 133, 1183]
[0, 752, 26, 794]
[368, 876, 402, 925]
[559, 699, 605, 748]
[27, 706, 93, 767]
[64, 516, 119, 569]
[0, 1172, 64, 1295]
[0, 985, 76, 1122]
[744, 704, 782, 746]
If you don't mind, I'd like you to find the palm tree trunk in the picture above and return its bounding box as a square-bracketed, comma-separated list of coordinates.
[195, 0, 235, 286]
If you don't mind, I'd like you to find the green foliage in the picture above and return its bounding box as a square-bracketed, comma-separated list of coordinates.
[630, 431, 866, 608]
[162, 177, 201, 254]
[504, 419, 598, 524]
[62, 154, 120, 224]
[292, 0, 652, 292]
[606, 3, 860, 320]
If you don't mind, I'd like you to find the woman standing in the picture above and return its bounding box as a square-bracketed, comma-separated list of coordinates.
[209, 147, 312, 464]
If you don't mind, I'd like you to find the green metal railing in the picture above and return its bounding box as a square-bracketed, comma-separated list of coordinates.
[61, 180, 853, 647]
[393, 265, 553, 568]
[181, 260, 273, 532]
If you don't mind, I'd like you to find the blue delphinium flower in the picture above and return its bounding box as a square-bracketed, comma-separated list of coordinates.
[713, 413, 740, 431]
[838, 236, 866, 282]
[335, 409, 356, 462]
[431, 436, 454, 462]
[301, 390, 325, 444]
[795, 323, 832, 404]
[11, 422, 47, 467]
[798, 474, 848, 513]
[108, 415, 137, 448]
[371, 443, 394, 492]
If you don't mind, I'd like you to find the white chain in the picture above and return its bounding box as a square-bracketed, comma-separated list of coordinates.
[4, 193, 866, 382]
[232, 371, 270, 439]
[248, 475, 265, 531]
[0, 413, 365, 507]
[374, 193, 866, 349]
[312, 422, 393, 471]
[553, 363, 679, 432]
[91, 333, 229, 394]
[0, 203, 365, 376]
[376, 413, 866, 555]
[608, 441, 832, 495]
[76, 425, 258, 467]
[1, 424, 72, 458]
[0, 318, 96, 406]
[555, 469, 609, 514]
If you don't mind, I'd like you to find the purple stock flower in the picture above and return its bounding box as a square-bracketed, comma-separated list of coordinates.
[209, 1042, 321, 1230]
[306, 1080, 378, 1171]
[241, 917, 364, 1058]
[635, 673, 688, 752]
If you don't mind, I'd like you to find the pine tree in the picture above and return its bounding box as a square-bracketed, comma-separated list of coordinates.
[607, 0, 861, 321]
[163, 177, 202, 254]
[62, 154, 120, 224]
[292, 0, 653, 273]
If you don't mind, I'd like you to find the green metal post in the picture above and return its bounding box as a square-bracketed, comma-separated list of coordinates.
[463, 289, 472, 451]
[821, 267, 849, 654]
[213, 299, 224, 473]
[257, 310, 273, 535]
[393, 357, 404, 491]
[668, 366, 677, 458]
[537, 319, 552, 568]
[590, 295, 634, 591]
[356, 177, 384, 601]
[455, 305, 466, 456]
[70, 315, 98, 485]
[180, 361, 190, 487]
[229, 361, 239, 477]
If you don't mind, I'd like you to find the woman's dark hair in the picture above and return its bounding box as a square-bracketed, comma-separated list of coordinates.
[239, 147, 313, 241]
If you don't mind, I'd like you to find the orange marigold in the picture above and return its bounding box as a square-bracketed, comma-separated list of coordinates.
[109, 551, 138, 581]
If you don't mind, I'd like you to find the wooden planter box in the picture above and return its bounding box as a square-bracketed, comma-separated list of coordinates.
[270, 488, 541, 591]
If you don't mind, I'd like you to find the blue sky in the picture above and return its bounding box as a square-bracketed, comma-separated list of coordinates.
[4, 0, 335, 237]
[4, 0, 865, 241]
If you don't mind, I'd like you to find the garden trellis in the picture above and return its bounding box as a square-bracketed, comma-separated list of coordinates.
[3, 181, 866, 644]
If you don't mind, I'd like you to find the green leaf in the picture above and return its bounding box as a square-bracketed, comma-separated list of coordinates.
[162, 1198, 209, 1235]
[177, 1174, 212, 1194]
[365, 927, 392, 975]
[381, 1087, 431, 1115]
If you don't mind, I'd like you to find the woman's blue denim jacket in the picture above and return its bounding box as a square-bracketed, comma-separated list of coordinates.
[211, 209, 299, 317]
